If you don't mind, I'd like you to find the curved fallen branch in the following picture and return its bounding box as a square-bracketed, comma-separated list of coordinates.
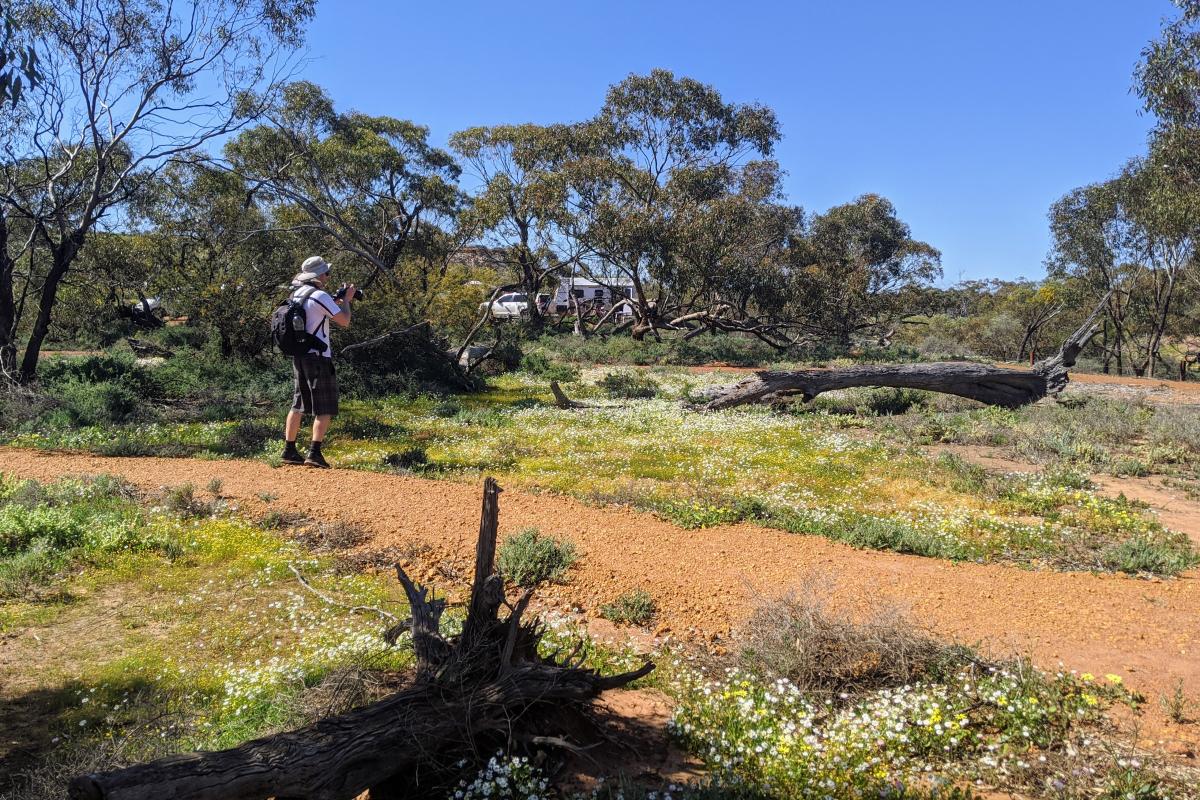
[702, 300, 1105, 411]
[69, 478, 652, 800]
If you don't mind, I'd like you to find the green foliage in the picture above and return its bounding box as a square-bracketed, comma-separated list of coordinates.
[671, 661, 1134, 799]
[49, 379, 143, 427]
[496, 528, 578, 586]
[809, 387, 931, 417]
[517, 351, 580, 382]
[1160, 678, 1195, 724]
[35, 354, 153, 427]
[598, 371, 659, 399]
[0, 475, 173, 599]
[788, 194, 942, 343]
[652, 496, 768, 529]
[159, 483, 217, 519]
[1102, 534, 1200, 575]
[599, 589, 657, 626]
[531, 332, 788, 367]
[382, 447, 428, 471]
[221, 420, 276, 458]
[39, 353, 147, 388]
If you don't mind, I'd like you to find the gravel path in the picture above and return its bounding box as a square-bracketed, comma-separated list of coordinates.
[3, 447, 1198, 753]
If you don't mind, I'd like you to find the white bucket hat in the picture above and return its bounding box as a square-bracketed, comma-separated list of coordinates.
[293, 255, 331, 284]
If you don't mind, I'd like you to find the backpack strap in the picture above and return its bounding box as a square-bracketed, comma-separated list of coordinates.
[292, 284, 330, 352]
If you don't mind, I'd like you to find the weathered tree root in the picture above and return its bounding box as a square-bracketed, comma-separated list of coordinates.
[701, 301, 1105, 411]
[550, 380, 590, 409]
[69, 478, 653, 800]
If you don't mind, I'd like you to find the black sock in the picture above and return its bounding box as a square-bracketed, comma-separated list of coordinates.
[309, 440, 323, 454]
[283, 439, 298, 451]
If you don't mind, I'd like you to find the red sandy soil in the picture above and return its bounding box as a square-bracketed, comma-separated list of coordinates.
[1, 447, 1198, 759]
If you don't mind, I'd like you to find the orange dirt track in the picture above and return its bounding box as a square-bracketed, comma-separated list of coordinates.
[2, 447, 1198, 752]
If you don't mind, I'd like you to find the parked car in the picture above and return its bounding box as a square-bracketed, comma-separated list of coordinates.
[479, 292, 530, 319]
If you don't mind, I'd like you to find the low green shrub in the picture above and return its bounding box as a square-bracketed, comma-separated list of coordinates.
[382, 446, 429, 471]
[1102, 535, 1200, 576]
[221, 420, 276, 457]
[45, 379, 144, 427]
[598, 371, 659, 399]
[159, 483, 216, 519]
[39, 352, 150, 390]
[671, 659, 1135, 799]
[599, 589, 657, 626]
[431, 399, 462, 418]
[496, 528, 577, 586]
[339, 416, 406, 439]
[0, 538, 70, 598]
[653, 496, 768, 529]
[518, 351, 581, 383]
[811, 387, 930, 417]
[1146, 407, 1200, 459]
[0, 504, 85, 554]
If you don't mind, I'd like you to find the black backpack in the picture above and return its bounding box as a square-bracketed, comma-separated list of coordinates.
[271, 286, 328, 356]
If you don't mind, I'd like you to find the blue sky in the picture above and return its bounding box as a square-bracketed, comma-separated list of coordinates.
[300, 1, 1174, 284]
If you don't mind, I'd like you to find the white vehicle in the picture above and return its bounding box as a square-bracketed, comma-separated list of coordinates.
[479, 292, 530, 319]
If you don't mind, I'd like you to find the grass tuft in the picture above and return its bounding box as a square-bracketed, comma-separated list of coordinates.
[599, 589, 657, 627]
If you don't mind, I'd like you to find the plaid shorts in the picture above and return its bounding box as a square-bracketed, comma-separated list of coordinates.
[292, 355, 339, 416]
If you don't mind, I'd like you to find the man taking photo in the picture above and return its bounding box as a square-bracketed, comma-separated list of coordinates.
[281, 256, 355, 468]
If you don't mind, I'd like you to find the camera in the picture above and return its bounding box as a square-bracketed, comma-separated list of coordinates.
[333, 285, 364, 302]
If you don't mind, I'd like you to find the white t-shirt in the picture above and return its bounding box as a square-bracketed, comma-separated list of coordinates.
[291, 285, 340, 355]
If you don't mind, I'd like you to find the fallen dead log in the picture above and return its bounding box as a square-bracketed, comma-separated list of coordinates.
[69, 478, 652, 800]
[702, 301, 1104, 411]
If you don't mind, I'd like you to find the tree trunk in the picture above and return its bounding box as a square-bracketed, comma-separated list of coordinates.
[702, 302, 1104, 411]
[69, 478, 652, 800]
[0, 212, 17, 381]
[19, 237, 81, 383]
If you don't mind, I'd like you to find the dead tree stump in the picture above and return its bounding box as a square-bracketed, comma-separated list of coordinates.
[68, 478, 652, 800]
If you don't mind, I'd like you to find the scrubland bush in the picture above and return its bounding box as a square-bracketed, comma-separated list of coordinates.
[531, 332, 788, 367]
[159, 483, 216, 518]
[517, 351, 580, 382]
[737, 592, 975, 695]
[290, 519, 369, 551]
[382, 446, 429, 471]
[808, 387, 931, 416]
[598, 371, 659, 399]
[599, 589, 657, 626]
[496, 528, 577, 586]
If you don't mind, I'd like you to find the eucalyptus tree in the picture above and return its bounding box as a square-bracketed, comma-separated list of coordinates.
[563, 70, 782, 339]
[1136, 0, 1200, 130]
[664, 160, 802, 346]
[1049, 142, 1199, 376]
[786, 194, 942, 346]
[226, 81, 465, 296]
[0, 0, 313, 383]
[0, 8, 39, 106]
[133, 159, 301, 356]
[450, 123, 578, 332]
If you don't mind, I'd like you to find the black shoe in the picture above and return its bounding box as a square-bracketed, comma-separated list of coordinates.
[281, 448, 305, 465]
[304, 450, 330, 469]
